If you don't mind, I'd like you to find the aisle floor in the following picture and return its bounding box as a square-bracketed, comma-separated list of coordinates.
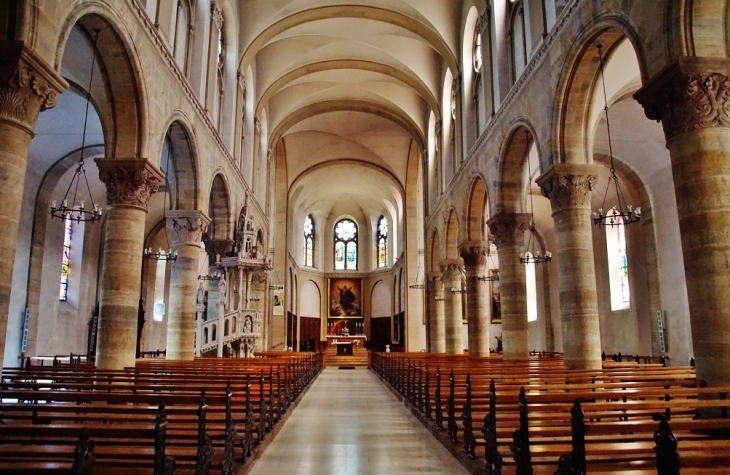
[247, 367, 470, 475]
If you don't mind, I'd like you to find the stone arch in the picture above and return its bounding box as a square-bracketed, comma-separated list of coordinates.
[553, 20, 645, 168]
[444, 208, 460, 260]
[497, 123, 537, 214]
[239, 5, 459, 74]
[161, 118, 200, 211]
[55, 9, 147, 158]
[465, 174, 489, 241]
[207, 173, 231, 241]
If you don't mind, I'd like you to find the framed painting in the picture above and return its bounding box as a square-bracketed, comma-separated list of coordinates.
[490, 270, 501, 323]
[273, 289, 284, 316]
[329, 278, 362, 318]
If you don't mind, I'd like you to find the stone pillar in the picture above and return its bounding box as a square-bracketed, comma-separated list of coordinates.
[487, 213, 531, 360]
[0, 42, 66, 362]
[165, 211, 210, 360]
[95, 158, 163, 369]
[427, 273, 445, 353]
[537, 165, 602, 370]
[440, 259, 464, 355]
[635, 57, 730, 386]
[460, 241, 491, 357]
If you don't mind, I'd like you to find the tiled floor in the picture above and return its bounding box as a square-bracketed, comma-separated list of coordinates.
[247, 367, 470, 475]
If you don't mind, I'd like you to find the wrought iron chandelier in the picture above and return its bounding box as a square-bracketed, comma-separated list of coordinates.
[477, 245, 500, 281]
[198, 272, 222, 281]
[592, 44, 641, 227]
[50, 29, 103, 224]
[519, 133, 551, 265]
[144, 132, 177, 261]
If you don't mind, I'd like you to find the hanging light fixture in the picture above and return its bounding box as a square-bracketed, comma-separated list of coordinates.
[198, 272, 222, 281]
[520, 133, 551, 265]
[409, 251, 425, 289]
[144, 132, 177, 262]
[50, 29, 103, 224]
[592, 44, 641, 227]
[477, 245, 500, 281]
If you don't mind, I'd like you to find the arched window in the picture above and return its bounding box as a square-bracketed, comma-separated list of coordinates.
[153, 254, 168, 322]
[334, 219, 357, 270]
[510, 1, 527, 82]
[59, 214, 72, 301]
[473, 28, 482, 72]
[303, 215, 314, 267]
[377, 216, 388, 268]
[606, 209, 630, 310]
[524, 253, 537, 322]
[173, 0, 191, 74]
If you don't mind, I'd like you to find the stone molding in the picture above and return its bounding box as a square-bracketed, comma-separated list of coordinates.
[536, 164, 600, 211]
[166, 210, 211, 245]
[211, 2, 223, 30]
[459, 241, 489, 268]
[439, 259, 463, 281]
[635, 57, 730, 140]
[486, 213, 531, 247]
[94, 158, 164, 209]
[0, 41, 67, 133]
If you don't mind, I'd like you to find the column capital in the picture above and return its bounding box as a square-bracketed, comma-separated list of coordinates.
[634, 56, 730, 141]
[166, 210, 210, 245]
[439, 258, 463, 281]
[0, 41, 68, 133]
[536, 163, 600, 211]
[486, 213, 531, 248]
[95, 158, 164, 210]
[459, 240, 489, 268]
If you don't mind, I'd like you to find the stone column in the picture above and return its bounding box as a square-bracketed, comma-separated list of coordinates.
[487, 213, 531, 360]
[537, 165, 602, 369]
[95, 158, 163, 369]
[460, 241, 491, 357]
[440, 259, 464, 355]
[427, 273, 445, 352]
[165, 211, 210, 360]
[635, 58, 730, 386]
[0, 42, 66, 362]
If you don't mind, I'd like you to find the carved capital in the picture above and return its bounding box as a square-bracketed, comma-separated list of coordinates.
[476, 8, 491, 35]
[459, 241, 489, 269]
[166, 210, 210, 245]
[211, 2, 223, 30]
[202, 239, 235, 262]
[439, 259, 463, 282]
[95, 158, 164, 209]
[536, 164, 600, 211]
[427, 272, 443, 291]
[486, 213, 531, 248]
[635, 57, 730, 140]
[0, 41, 68, 133]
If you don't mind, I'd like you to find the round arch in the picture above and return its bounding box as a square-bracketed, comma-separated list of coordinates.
[207, 173, 231, 241]
[465, 174, 489, 242]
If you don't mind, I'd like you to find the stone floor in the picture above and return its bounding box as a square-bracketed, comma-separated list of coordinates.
[246, 367, 471, 475]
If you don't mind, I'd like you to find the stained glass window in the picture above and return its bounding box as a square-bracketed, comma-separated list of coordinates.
[303, 215, 314, 267]
[377, 215, 387, 268]
[606, 209, 630, 310]
[334, 219, 357, 270]
[59, 214, 72, 301]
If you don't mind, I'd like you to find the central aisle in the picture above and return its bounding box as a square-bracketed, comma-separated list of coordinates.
[247, 367, 470, 475]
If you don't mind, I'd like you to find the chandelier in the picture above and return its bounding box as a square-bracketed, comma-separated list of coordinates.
[198, 272, 222, 281]
[592, 44, 641, 227]
[519, 133, 551, 265]
[144, 132, 177, 261]
[50, 29, 103, 224]
[477, 245, 500, 281]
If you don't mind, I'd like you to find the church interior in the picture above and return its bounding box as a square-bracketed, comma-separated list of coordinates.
[2, 0, 730, 472]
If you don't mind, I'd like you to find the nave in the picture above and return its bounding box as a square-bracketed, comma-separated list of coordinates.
[247, 367, 470, 475]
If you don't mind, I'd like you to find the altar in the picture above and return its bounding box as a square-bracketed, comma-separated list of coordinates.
[326, 335, 367, 355]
